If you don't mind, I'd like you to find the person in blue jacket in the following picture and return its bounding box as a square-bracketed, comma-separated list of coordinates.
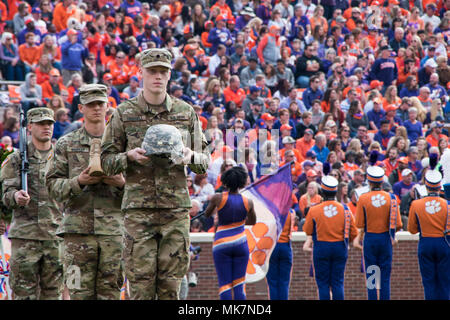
[61, 29, 88, 85]
[207, 15, 234, 55]
[368, 45, 398, 94]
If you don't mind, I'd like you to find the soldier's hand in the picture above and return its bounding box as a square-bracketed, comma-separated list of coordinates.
[127, 148, 150, 165]
[0, 220, 5, 235]
[14, 190, 30, 206]
[102, 173, 125, 188]
[77, 167, 103, 187]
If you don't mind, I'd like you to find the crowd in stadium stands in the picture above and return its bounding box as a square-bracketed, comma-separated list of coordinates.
[0, 0, 449, 233]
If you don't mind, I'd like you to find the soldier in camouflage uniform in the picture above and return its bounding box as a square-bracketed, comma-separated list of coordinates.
[45, 84, 125, 300]
[1, 108, 62, 300]
[100, 48, 211, 300]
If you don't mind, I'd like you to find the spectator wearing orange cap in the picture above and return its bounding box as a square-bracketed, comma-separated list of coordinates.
[61, 29, 88, 86]
[297, 168, 319, 196]
[102, 73, 121, 105]
[382, 104, 404, 133]
[257, 24, 281, 68]
[41, 68, 67, 102]
[17, 17, 42, 45]
[388, 156, 412, 185]
[183, 43, 205, 76]
[201, 21, 214, 50]
[207, 14, 233, 55]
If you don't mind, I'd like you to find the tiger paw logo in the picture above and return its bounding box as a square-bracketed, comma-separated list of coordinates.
[245, 222, 274, 274]
[425, 200, 441, 214]
[323, 205, 338, 218]
[371, 194, 386, 208]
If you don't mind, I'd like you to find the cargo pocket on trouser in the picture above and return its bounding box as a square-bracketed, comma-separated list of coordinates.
[157, 214, 190, 300]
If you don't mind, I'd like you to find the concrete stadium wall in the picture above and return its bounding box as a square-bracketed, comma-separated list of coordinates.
[187, 232, 424, 300]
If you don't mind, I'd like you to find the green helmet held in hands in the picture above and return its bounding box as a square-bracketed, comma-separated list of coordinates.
[142, 124, 185, 165]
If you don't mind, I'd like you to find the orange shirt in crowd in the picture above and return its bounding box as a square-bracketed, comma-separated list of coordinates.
[426, 133, 448, 147]
[280, 160, 303, 180]
[41, 81, 68, 102]
[109, 62, 131, 85]
[18, 44, 40, 66]
[223, 86, 246, 108]
[210, 2, 233, 20]
[299, 194, 322, 217]
[7, 0, 23, 21]
[295, 137, 315, 160]
[35, 67, 50, 84]
[0, 1, 7, 22]
[355, 190, 402, 234]
[303, 200, 358, 242]
[279, 148, 303, 163]
[53, 2, 76, 32]
[38, 45, 62, 62]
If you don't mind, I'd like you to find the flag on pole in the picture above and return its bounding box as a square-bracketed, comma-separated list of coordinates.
[242, 163, 293, 283]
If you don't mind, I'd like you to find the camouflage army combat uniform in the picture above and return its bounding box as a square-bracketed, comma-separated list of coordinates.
[45, 85, 124, 300]
[1, 108, 62, 300]
[101, 48, 210, 300]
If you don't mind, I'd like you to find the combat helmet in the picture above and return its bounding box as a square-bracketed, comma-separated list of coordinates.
[142, 124, 185, 164]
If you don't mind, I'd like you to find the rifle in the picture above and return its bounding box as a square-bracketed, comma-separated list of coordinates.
[19, 106, 28, 193]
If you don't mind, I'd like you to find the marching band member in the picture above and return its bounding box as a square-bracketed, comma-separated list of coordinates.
[408, 154, 450, 300]
[303, 163, 358, 300]
[353, 152, 403, 300]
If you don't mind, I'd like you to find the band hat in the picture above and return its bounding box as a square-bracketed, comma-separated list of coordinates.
[79, 84, 109, 105]
[140, 48, 173, 69]
[27, 107, 55, 123]
[425, 170, 442, 189]
[321, 175, 338, 192]
[367, 166, 385, 183]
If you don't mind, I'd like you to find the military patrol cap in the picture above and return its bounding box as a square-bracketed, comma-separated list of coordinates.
[140, 48, 173, 69]
[27, 107, 55, 123]
[79, 84, 108, 105]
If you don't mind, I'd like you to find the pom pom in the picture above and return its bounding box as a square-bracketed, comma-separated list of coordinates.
[369, 150, 379, 166]
[429, 153, 438, 170]
[323, 162, 331, 176]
